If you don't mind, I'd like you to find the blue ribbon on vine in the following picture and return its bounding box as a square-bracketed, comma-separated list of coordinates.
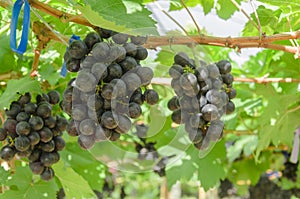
[60, 34, 81, 77]
[10, 0, 30, 55]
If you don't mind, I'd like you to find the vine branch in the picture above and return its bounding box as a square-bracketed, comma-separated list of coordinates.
[151, 77, 300, 85]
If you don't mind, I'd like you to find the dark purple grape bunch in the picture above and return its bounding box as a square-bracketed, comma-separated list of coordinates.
[134, 124, 159, 161]
[167, 52, 236, 150]
[61, 31, 159, 150]
[0, 92, 67, 181]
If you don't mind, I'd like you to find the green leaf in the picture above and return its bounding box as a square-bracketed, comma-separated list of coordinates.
[53, 161, 96, 199]
[201, 0, 214, 14]
[0, 76, 42, 109]
[0, 166, 58, 199]
[189, 140, 227, 190]
[166, 159, 196, 188]
[0, 34, 16, 73]
[216, 0, 240, 20]
[0, 166, 10, 184]
[78, 0, 157, 35]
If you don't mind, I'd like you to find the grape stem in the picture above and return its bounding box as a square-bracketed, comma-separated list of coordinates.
[151, 77, 300, 85]
[0, 0, 300, 56]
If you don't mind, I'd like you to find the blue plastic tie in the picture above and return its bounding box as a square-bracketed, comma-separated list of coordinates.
[60, 34, 81, 77]
[10, 0, 30, 55]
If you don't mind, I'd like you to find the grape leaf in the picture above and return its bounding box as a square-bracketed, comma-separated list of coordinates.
[78, 0, 157, 35]
[216, 0, 240, 20]
[53, 161, 96, 199]
[189, 140, 227, 190]
[59, 143, 106, 190]
[166, 159, 196, 188]
[0, 34, 16, 73]
[0, 76, 42, 109]
[0, 166, 58, 199]
[0, 166, 10, 184]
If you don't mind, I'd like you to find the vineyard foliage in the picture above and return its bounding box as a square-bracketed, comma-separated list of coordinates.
[0, 0, 299, 198]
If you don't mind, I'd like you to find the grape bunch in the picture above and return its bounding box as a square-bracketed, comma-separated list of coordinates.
[61, 31, 159, 149]
[0, 92, 67, 181]
[167, 52, 236, 150]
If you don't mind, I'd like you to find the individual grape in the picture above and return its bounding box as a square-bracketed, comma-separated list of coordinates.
[84, 32, 101, 50]
[44, 116, 56, 129]
[206, 120, 224, 142]
[29, 162, 45, 175]
[167, 96, 180, 111]
[143, 89, 159, 105]
[101, 83, 114, 100]
[68, 40, 87, 59]
[40, 167, 54, 181]
[222, 74, 234, 85]
[66, 119, 79, 136]
[101, 111, 118, 129]
[15, 136, 31, 151]
[92, 42, 110, 61]
[0, 145, 16, 161]
[87, 94, 104, 111]
[79, 90, 92, 103]
[226, 101, 235, 114]
[200, 78, 212, 92]
[5, 102, 21, 118]
[212, 78, 223, 90]
[55, 116, 68, 132]
[91, 62, 108, 81]
[40, 140, 56, 152]
[169, 64, 184, 79]
[128, 103, 142, 119]
[206, 89, 223, 105]
[227, 88, 236, 99]
[171, 109, 181, 124]
[47, 90, 60, 105]
[109, 45, 126, 63]
[109, 131, 121, 141]
[28, 131, 40, 146]
[189, 113, 205, 129]
[123, 42, 137, 57]
[28, 149, 41, 162]
[179, 95, 199, 111]
[111, 79, 127, 98]
[171, 78, 184, 96]
[79, 119, 96, 136]
[201, 104, 219, 122]
[36, 94, 50, 104]
[130, 35, 147, 45]
[71, 105, 87, 121]
[24, 102, 37, 114]
[98, 28, 113, 39]
[207, 64, 220, 78]
[112, 33, 129, 44]
[195, 66, 209, 82]
[115, 114, 131, 134]
[4, 118, 17, 133]
[18, 92, 31, 105]
[95, 126, 112, 142]
[38, 127, 53, 143]
[123, 73, 142, 93]
[66, 58, 81, 72]
[136, 67, 154, 86]
[40, 152, 60, 167]
[16, 121, 31, 136]
[135, 46, 148, 60]
[174, 52, 190, 67]
[188, 128, 204, 144]
[179, 73, 198, 90]
[0, 128, 7, 141]
[29, 116, 44, 131]
[135, 124, 148, 139]
[53, 136, 66, 151]
[36, 103, 52, 118]
[119, 56, 137, 72]
[78, 134, 95, 149]
[199, 95, 207, 108]
[130, 88, 144, 105]
[216, 60, 232, 74]
[16, 112, 29, 122]
[104, 63, 123, 82]
[75, 70, 97, 92]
